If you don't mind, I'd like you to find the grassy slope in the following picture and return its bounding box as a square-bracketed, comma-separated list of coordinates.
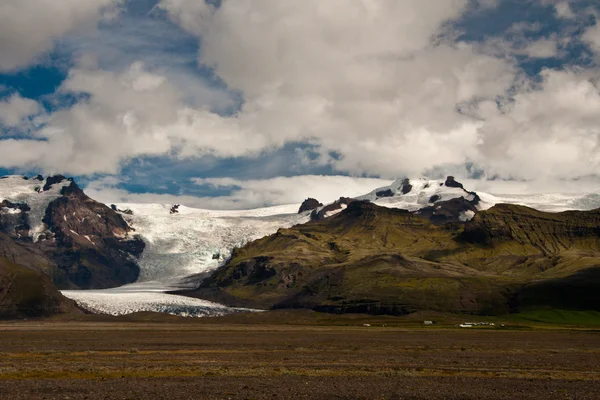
[189, 202, 600, 315]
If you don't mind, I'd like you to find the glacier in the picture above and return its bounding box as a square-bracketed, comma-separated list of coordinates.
[61, 203, 309, 317]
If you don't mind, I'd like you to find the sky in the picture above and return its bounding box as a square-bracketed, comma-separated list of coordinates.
[1, 0, 599, 209]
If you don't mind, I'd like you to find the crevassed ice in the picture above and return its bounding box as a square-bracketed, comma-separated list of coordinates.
[114, 203, 308, 284]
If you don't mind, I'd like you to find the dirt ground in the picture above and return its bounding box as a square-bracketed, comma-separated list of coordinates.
[0, 317, 599, 399]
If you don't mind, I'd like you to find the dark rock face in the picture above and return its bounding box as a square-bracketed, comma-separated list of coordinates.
[429, 195, 441, 203]
[418, 197, 478, 225]
[444, 176, 464, 189]
[298, 198, 323, 214]
[170, 204, 180, 214]
[376, 189, 394, 198]
[400, 178, 413, 195]
[0, 177, 145, 290]
[43, 175, 70, 191]
[38, 181, 144, 289]
[0, 201, 31, 239]
[310, 197, 354, 221]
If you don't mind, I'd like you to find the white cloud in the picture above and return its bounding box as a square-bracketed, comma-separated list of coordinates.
[555, 2, 575, 19]
[583, 22, 600, 60]
[473, 68, 600, 180]
[0, 94, 41, 127]
[156, 0, 518, 178]
[518, 38, 559, 58]
[85, 175, 393, 210]
[0, 0, 122, 71]
[0, 61, 238, 174]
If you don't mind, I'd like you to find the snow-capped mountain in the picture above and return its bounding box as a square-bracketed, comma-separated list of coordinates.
[359, 176, 481, 209]
[307, 176, 600, 220]
[0, 175, 144, 290]
[2, 173, 599, 318]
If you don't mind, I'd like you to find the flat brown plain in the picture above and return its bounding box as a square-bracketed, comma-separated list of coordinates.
[0, 316, 599, 399]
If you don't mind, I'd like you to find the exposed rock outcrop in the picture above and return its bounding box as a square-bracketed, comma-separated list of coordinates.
[310, 197, 355, 221]
[444, 176, 464, 189]
[399, 178, 413, 195]
[298, 198, 323, 214]
[376, 189, 394, 198]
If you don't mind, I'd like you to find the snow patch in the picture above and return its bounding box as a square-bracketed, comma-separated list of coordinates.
[459, 210, 476, 222]
[0, 175, 71, 241]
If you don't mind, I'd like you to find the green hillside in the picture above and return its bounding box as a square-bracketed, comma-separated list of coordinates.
[186, 202, 600, 315]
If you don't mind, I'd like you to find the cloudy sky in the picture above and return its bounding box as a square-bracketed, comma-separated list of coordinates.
[1, 0, 599, 208]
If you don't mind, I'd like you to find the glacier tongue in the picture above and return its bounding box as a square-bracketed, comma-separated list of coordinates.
[61, 288, 257, 318]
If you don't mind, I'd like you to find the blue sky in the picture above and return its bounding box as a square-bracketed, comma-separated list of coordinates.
[1, 0, 599, 208]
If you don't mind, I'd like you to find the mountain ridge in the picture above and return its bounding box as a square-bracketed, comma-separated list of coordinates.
[184, 200, 600, 315]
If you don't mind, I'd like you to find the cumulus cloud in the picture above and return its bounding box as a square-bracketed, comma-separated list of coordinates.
[156, 0, 519, 178]
[554, 2, 576, 19]
[0, 0, 122, 71]
[0, 61, 237, 174]
[583, 22, 600, 60]
[0, 94, 41, 128]
[85, 175, 392, 210]
[473, 68, 600, 180]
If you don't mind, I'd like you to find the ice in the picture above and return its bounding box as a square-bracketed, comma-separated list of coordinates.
[61, 202, 307, 317]
[114, 203, 308, 283]
[61, 287, 258, 317]
[355, 178, 480, 211]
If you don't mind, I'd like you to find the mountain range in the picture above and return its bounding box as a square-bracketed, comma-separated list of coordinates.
[0, 174, 599, 318]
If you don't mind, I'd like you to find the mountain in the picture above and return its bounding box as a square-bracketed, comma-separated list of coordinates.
[0, 175, 144, 289]
[4, 172, 598, 319]
[185, 199, 600, 315]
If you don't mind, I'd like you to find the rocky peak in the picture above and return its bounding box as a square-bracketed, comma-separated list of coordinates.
[399, 178, 413, 194]
[375, 189, 394, 198]
[298, 198, 323, 213]
[444, 176, 464, 189]
[310, 197, 354, 221]
[43, 175, 72, 192]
